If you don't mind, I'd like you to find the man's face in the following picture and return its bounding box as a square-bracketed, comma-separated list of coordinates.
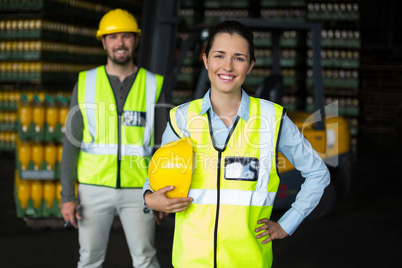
[102, 32, 137, 65]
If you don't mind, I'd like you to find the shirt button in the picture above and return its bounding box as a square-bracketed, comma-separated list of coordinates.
[120, 96, 124, 99]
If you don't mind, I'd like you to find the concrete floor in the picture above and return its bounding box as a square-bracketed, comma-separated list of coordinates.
[0, 142, 401, 268]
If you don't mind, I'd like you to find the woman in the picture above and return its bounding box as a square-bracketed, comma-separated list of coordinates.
[144, 20, 330, 268]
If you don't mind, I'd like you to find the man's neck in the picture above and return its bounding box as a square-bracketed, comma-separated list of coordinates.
[105, 63, 138, 83]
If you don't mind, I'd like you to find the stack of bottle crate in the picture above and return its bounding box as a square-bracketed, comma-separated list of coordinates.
[305, 0, 360, 153]
[13, 91, 72, 218]
[0, 89, 18, 151]
[0, 0, 143, 221]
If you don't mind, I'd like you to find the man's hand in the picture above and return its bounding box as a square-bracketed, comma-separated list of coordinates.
[153, 210, 170, 226]
[255, 218, 288, 244]
[144, 186, 193, 213]
[61, 201, 81, 228]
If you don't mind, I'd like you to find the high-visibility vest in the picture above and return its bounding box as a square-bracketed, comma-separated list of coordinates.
[169, 96, 285, 268]
[76, 66, 163, 188]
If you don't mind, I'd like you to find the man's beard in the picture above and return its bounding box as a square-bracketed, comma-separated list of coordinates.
[106, 48, 133, 65]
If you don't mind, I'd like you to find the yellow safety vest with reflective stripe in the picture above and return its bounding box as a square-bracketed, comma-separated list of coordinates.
[76, 66, 163, 188]
[169, 96, 285, 268]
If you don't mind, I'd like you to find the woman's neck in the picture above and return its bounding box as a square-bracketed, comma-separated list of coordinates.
[210, 90, 241, 127]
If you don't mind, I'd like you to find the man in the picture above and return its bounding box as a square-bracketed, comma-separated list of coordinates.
[60, 9, 163, 268]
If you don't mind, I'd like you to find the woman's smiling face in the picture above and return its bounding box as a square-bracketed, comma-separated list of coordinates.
[203, 32, 255, 95]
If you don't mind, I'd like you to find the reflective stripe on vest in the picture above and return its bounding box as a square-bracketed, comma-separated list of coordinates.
[189, 188, 277, 206]
[80, 143, 153, 156]
[77, 66, 162, 188]
[84, 68, 96, 142]
[169, 96, 284, 268]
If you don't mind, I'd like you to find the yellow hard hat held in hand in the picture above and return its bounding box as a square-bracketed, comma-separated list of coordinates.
[149, 137, 194, 198]
[96, 8, 142, 40]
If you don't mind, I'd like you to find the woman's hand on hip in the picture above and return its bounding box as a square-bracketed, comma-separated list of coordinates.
[255, 218, 288, 244]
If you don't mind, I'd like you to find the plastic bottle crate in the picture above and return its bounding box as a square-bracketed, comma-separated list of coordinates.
[17, 121, 65, 142]
[204, 0, 249, 8]
[0, 71, 71, 83]
[0, 100, 18, 111]
[0, 50, 67, 62]
[260, 0, 306, 7]
[14, 170, 78, 219]
[308, 38, 361, 49]
[17, 139, 63, 178]
[254, 32, 272, 47]
[0, 140, 16, 151]
[14, 178, 63, 218]
[306, 77, 359, 88]
[306, 2, 359, 22]
[307, 58, 360, 69]
[254, 57, 273, 67]
[16, 156, 61, 180]
[0, 0, 45, 11]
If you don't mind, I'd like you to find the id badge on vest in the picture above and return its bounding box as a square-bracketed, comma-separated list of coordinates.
[224, 157, 259, 181]
[122, 111, 146, 127]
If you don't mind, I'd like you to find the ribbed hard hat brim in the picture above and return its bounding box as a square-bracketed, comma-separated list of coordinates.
[96, 29, 142, 40]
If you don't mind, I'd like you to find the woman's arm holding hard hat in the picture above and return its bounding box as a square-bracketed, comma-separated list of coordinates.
[144, 123, 193, 213]
[144, 187, 193, 213]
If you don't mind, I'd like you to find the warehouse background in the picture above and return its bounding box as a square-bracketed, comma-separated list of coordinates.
[1, 0, 401, 267]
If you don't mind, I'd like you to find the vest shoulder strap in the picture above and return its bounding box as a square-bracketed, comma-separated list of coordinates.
[169, 99, 203, 138]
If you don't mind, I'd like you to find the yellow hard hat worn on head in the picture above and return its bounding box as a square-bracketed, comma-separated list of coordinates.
[149, 137, 193, 198]
[96, 8, 142, 40]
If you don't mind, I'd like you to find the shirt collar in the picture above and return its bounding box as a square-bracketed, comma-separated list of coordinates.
[199, 89, 250, 122]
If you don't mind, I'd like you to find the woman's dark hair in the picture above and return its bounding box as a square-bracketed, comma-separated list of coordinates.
[204, 20, 255, 63]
